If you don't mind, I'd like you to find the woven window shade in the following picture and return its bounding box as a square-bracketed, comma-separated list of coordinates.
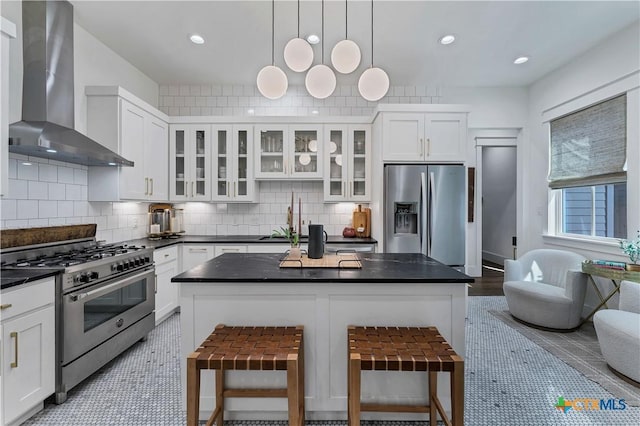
[548, 94, 626, 189]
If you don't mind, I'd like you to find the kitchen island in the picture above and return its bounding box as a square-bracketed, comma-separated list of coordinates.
[172, 253, 472, 421]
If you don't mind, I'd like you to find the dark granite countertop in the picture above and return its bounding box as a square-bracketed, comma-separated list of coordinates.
[172, 253, 472, 284]
[123, 235, 378, 250]
[1, 269, 60, 290]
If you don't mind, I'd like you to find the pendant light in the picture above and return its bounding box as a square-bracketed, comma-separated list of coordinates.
[284, 0, 314, 72]
[358, 0, 389, 101]
[305, 0, 336, 99]
[257, 0, 288, 99]
[331, 0, 361, 74]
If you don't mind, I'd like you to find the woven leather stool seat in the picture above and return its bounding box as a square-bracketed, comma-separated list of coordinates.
[348, 326, 463, 426]
[187, 324, 304, 426]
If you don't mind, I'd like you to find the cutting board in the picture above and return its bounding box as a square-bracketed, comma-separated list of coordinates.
[353, 208, 368, 238]
[279, 253, 362, 269]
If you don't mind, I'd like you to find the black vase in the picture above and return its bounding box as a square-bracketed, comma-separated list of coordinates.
[308, 224, 328, 259]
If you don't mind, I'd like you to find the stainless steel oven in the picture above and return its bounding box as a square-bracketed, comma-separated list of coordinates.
[62, 267, 155, 365]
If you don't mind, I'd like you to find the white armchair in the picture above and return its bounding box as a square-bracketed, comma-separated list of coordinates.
[594, 280, 640, 383]
[503, 249, 588, 330]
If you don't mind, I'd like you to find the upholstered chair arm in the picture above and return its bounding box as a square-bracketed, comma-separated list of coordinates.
[563, 270, 588, 300]
[619, 280, 640, 314]
[504, 259, 523, 282]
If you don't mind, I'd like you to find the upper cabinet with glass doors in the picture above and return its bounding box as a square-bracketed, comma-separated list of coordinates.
[212, 125, 256, 202]
[254, 125, 323, 179]
[169, 124, 211, 201]
[323, 125, 371, 202]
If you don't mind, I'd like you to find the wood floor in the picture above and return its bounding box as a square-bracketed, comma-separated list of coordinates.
[469, 261, 504, 296]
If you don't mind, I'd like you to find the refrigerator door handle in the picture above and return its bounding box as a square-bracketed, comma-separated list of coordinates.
[428, 171, 436, 256]
[420, 172, 428, 256]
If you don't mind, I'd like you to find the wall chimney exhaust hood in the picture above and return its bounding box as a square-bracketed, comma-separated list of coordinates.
[8, 0, 133, 167]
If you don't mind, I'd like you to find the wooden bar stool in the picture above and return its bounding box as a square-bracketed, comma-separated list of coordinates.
[347, 325, 464, 426]
[187, 324, 304, 426]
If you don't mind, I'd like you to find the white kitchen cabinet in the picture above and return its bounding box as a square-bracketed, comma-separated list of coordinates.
[1, 277, 55, 426]
[170, 125, 212, 201]
[323, 125, 371, 202]
[254, 125, 323, 179]
[153, 246, 179, 325]
[181, 244, 215, 272]
[86, 87, 169, 201]
[212, 126, 256, 202]
[1, 18, 16, 198]
[382, 112, 467, 162]
[213, 245, 248, 257]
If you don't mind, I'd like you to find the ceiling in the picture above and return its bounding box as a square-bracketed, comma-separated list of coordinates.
[70, 1, 640, 88]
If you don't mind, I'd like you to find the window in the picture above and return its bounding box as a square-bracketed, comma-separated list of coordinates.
[549, 95, 627, 239]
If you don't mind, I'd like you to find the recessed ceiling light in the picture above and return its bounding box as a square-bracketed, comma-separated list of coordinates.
[307, 34, 320, 45]
[189, 34, 205, 45]
[45, 149, 57, 153]
[439, 35, 456, 45]
[514, 56, 529, 64]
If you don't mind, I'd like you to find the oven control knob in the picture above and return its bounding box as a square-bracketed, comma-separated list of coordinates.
[127, 260, 135, 268]
[144, 256, 151, 264]
[134, 258, 141, 266]
[79, 273, 90, 283]
[116, 263, 124, 272]
[90, 272, 99, 280]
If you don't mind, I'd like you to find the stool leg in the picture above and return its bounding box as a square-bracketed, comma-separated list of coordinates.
[287, 354, 302, 426]
[451, 359, 464, 426]
[298, 340, 305, 425]
[429, 371, 437, 425]
[215, 369, 225, 426]
[186, 354, 200, 426]
[348, 353, 361, 426]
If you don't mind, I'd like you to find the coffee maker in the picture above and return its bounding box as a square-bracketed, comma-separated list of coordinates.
[148, 204, 184, 239]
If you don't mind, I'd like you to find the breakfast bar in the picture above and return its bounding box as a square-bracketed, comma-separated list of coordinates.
[172, 253, 472, 421]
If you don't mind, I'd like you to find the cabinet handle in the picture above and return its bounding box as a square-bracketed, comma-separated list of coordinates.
[184, 181, 187, 198]
[154, 274, 158, 294]
[350, 181, 353, 197]
[0, 303, 12, 310]
[343, 182, 346, 196]
[10, 331, 18, 368]
[145, 177, 149, 195]
[191, 182, 194, 197]
[150, 178, 154, 195]
[164, 253, 170, 258]
[189, 248, 208, 253]
[419, 138, 424, 157]
[234, 181, 236, 197]
[427, 138, 431, 156]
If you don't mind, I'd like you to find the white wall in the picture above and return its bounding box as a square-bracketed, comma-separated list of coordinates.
[442, 87, 528, 129]
[482, 146, 517, 265]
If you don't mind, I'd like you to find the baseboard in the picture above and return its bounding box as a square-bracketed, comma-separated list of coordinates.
[482, 250, 510, 266]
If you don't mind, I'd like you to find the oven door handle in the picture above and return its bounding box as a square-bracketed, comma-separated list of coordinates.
[69, 268, 154, 302]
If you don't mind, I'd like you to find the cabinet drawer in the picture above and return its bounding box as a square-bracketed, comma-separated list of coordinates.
[153, 245, 179, 265]
[214, 245, 247, 257]
[0, 277, 55, 322]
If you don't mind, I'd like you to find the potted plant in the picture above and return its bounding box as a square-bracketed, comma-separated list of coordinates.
[271, 227, 301, 259]
[620, 230, 640, 271]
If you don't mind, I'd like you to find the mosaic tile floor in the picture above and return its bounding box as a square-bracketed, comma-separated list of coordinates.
[23, 297, 640, 425]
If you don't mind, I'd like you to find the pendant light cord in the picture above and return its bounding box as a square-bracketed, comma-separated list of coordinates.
[321, 0, 325, 64]
[271, 0, 275, 65]
[345, 0, 348, 39]
[371, 0, 374, 67]
[297, 0, 300, 38]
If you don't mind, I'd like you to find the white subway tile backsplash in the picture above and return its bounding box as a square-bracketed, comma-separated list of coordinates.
[74, 201, 89, 217]
[28, 219, 49, 227]
[48, 218, 66, 226]
[66, 184, 83, 200]
[1, 199, 17, 220]
[39, 200, 58, 218]
[48, 183, 66, 200]
[17, 162, 39, 181]
[58, 166, 75, 183]
[17, 200, 39, 219]
[28, 181, 49, 200]
[57, 201, 74, 217]
[38, 163, 58, 182]
[5, 219, 29, 229]
[8, 158, 17, 179]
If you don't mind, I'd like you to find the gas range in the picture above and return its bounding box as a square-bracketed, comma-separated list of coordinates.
[1, 239, 153, 292]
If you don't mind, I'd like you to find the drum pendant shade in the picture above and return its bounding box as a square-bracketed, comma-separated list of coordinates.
[358, 67, 389, 102]
[331, 39, 361, 74]
[257, 65, 288, 100]
[305, 64, 336, 99]
[284, 38, 314, 72]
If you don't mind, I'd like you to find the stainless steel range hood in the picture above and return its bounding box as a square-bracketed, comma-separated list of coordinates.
[8, 0, 133, 167]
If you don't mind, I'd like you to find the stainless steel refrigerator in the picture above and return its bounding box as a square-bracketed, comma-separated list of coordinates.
[384, 164, 465, 266]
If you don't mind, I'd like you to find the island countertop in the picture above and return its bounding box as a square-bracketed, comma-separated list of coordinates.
[171, 252, 472, 283]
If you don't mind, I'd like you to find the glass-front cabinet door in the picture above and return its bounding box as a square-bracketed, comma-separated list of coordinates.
[255, 126, 287, 179]
[323, 125, 370, 202]
[213, 125, 255, 202]
[291, 126, 322, 179]
[170, 124, 211, 201]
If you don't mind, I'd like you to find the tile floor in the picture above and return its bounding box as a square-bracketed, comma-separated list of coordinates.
[22, 297, 640, 425]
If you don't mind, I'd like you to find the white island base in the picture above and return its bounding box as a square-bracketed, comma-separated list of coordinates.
[179, 280, 467, 421]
